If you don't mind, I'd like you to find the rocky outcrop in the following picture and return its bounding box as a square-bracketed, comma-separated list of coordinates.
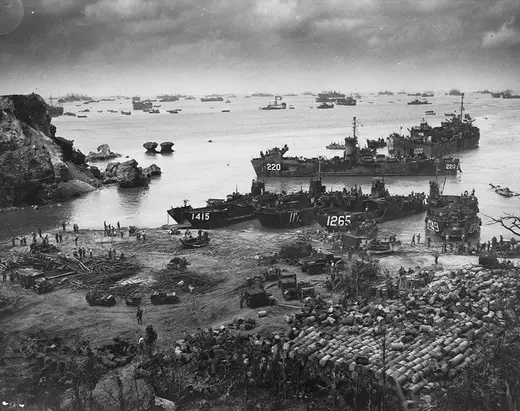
[0, 93, 101, 207]
[160, 141, 174, 153]
[143, 164, 162, 177]
[144, 141, 175, 153]
[143, 141, 158, 153]
[104, 159, 149, 188]
[86, 144, 121, 162]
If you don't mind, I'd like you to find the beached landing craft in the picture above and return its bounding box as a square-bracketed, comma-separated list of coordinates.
[251, 117, 461, 177]
[388, 94, 480, 158]
[425, 180, 481, 240]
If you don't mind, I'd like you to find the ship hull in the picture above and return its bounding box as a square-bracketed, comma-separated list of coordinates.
[425, 215, 481, 240]
[167, 205, 193, 224]
[183, 207, 256, 229]
[388, 135, 479, 158]
[255, 207, 316, 229]
[251, 158, 460, 177]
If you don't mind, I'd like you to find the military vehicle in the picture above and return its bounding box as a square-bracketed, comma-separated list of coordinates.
[241, 288, 276, 308]
[277, 274, 298, 300]
[150, 292, 180, 305]
[263, 266, 281, 281]
[125, 295, 142, 306]
[33, 278, 54, 294]
[86, 290, 116, 307]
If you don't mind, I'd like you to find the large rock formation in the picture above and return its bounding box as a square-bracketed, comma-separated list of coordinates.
[86, 144, 121, 162]
[0, 93, 101, 207]
[104, 159, 150, 188]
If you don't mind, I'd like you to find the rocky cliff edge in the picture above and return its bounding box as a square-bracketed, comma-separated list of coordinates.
[0, 93, 101, 207]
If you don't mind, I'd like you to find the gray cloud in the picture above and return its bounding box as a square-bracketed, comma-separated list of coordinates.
[1, 0, 520, 93]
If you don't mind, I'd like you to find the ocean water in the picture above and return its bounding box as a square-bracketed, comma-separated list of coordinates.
[2, 93, 520, 243]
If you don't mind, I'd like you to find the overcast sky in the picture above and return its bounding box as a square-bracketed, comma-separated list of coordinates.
[1, 0, 520, 97]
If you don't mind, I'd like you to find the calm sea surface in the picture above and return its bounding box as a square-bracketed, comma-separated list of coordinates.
[2, 93, 520, 243]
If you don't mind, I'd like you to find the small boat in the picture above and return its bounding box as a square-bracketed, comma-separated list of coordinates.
[326, 142, 346, 150]
[289, 105, 295, 109]
[153, 104, 162, 108]
[445, 112, 456, 117]
[180, 237, 210, 249]
[148, 109, 160, 114]
[317, 102, 334, 109]
[425, 110, 436, 115]
[167, 109, 179, 114]
[120, 111, 131, 115]
[490, 184, 516, 197]
[77, 115, 88, 118]
[222, 109, 230, 113]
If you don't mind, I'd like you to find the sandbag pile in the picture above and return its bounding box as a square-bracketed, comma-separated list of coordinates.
[288, 265, 520, 400]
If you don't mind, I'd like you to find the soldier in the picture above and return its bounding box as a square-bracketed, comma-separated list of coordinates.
[142, 232, 146, 242]
[55, 233, 59, 243]
[89, 248, 93, 258]
[11, 236, 16, 247]
[434, 251, 439, 265]
[74, 236, 78, 247]
[38, 228, 42, 238]
[120, 230, 124, 239]
[62, 222, 66, 231]
[411, 235, 416, 245]
[417, 233, 421, 244]
[117, 221, 120, 230]
[427, 237, 431, 248]
[58, 232, 63, 243]
[136, 306, 143, 324]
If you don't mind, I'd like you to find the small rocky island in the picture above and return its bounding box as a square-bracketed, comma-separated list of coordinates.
[143, 141, 174, 153]
[86, 144, 121, 162]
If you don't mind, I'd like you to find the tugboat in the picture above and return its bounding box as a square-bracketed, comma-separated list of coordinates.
[259, 96, 287, 110]
[388, 94, 479, 157]
[425, 180, 481, 240]
[317, 102, 334, 109]
[366, 138, 387, 149]
[316, 177, 426, 226]
[251, 117, 461, 177]
[254, 175, 325, 229]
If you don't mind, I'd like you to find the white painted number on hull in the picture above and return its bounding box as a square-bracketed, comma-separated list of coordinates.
[289, 212, 299, 223]
[192, 212, 210, 221]
[266, 163, 281, 171]
[445, 164, 456, 170]
[326, 215, 351, 227]
[414, 148, 424, 155]
[427, 219, 440, 232]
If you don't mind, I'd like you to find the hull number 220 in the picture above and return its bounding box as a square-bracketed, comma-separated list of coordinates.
[266, 163, 281, 171]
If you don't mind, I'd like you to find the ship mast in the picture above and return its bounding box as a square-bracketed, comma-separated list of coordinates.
[459, 93, 464, 120]
[353, 117, 357, 139]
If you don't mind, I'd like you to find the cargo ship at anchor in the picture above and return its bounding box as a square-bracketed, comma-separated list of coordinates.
[251, 117, 461, 177]
[388, 93, 479, 158]
[425, 180, 481, 240]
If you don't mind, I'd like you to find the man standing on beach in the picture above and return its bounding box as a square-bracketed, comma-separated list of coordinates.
[434, 251, 439, 264]
[117, 221, 120, 230]
[55, 233, 59, 243]
[411, 235, 416, 245]
[136, 306, 143, 324]
[417, 233, 421, 244]
[62, 222, 66, 231]
[74, 236, 78, 247]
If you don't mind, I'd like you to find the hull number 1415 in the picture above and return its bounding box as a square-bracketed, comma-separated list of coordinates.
[192, 212, 210, 221]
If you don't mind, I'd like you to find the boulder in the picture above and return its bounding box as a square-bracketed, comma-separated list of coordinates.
[143, 164, 162, 177]
[143, 141, 158, 153]
[104, 159, 149, 188]
[160, 141, 174, 153]
[86, 144, 121, 162]
[0, 93, 101, 207]
[90, 366, 155, 411]
[478, 253, 500, 269]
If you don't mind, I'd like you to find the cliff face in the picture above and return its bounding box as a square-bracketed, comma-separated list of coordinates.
[0, 93, 101, 207]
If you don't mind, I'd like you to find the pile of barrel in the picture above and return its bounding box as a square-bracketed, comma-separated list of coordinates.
[288, 265, 520, 400]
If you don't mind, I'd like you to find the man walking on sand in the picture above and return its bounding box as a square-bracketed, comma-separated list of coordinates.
[434, 251, 439, 265]
[136, 306, 143, 324]
[411, 235, 416, 245]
